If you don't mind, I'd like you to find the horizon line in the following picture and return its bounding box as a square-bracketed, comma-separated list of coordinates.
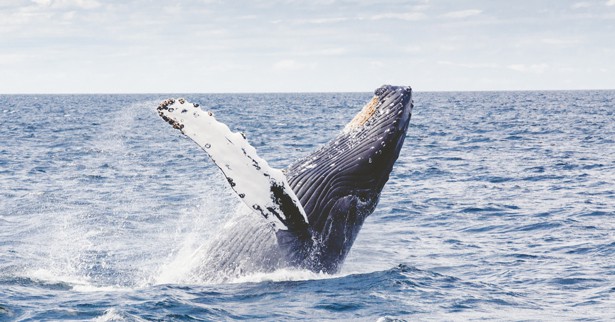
[2, 87, 615, 95]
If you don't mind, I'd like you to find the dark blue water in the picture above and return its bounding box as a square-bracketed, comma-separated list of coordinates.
[1, 91, 614, 321]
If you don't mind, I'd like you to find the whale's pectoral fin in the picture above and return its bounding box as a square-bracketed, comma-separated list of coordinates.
[157, 98, 311, 237]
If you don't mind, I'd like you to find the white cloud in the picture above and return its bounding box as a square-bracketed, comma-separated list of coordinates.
[607, 0, 615, 6]
[441, 9, 482, 19]
[31, 0, 51, 6]
[295, 17, 349, 24]
[368, 12, 426, 21]
[438, 44, 458, 51]
[0, 53, 28, 65]
[163, 4, 183, 15]
[541, 38, 580, 46]
[571, 2, 591, 9]
[61, 10, 76, 21]
[273, 59, 316, 71]
[438, 61, 498, 69]
[507, 64, 549, 74]
[370, 61, 384, 68]
[309, 48, 346, 56]
[404, 45, 422, 53]
[32, 0, 102, 10]
[286, 47, 347, 56]
[0, 6, 53, 34]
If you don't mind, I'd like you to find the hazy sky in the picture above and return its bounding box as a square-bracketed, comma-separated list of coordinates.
[2, 0, 614, 93]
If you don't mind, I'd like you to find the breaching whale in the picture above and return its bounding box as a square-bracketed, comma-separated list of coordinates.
[157, 85, 413, 280]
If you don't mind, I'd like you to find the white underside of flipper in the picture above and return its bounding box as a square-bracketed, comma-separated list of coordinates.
[157, 98, 308, 232]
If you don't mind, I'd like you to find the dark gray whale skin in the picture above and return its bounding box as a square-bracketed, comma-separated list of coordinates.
[281, 85, 413, 273]
[192, 85, 413, 279]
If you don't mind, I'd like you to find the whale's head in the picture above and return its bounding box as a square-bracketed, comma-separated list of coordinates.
[286, 85, 413, 273]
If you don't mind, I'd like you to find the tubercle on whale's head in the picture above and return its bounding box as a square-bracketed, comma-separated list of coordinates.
[343, 85, 413, 134]
[343, 96, 380, 132]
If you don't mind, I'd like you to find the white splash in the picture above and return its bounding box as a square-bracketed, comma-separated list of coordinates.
[229, 267, 334, 284]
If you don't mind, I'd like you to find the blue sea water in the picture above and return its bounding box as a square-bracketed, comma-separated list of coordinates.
[0, 90, 614, 321]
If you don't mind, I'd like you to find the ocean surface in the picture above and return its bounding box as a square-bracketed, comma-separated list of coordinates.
[0, 90, 614, 321]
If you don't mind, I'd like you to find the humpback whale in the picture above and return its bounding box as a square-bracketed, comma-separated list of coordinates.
[157, 85, 413, 279]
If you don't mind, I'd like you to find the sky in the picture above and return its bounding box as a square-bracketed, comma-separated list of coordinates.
[1, 0, 614, 93]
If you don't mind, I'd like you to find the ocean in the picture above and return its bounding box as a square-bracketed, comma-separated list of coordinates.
[0, 90, 613, 321]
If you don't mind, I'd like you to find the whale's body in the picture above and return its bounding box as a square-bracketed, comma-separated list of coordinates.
[158, 85, 413, 280]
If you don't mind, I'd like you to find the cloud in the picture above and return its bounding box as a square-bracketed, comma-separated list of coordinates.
[441, 9, 482, 19]
[403, 45, 422, 53]
[273, 59, 316, 71]
[438, 44, 458, 52]
[541, 38, 580, 46]
[32, 0, 102, 10]
[370, 60, 384, 68]
[162, 4, 183, 15]
[0, 0, 101, 33]
[507, 64, 549, 73]
[438, 60, 498, 69]
[307, 48, 346, 56]
[571, 2, 591, 9]
[0, 53, 28, 65]
[368, 12, 426, 21]
[607, 0, 615, 6]
[288, 10, 427, 25]
[294, 17, 349, 24]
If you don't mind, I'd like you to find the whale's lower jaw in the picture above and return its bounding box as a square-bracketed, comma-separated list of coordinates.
[156, 85, 413, 278]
